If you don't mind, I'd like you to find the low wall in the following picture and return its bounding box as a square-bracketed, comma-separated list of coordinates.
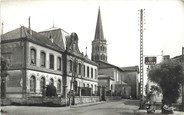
[1, 97, 67, 106]
[1, 96, 100, 106]
[74, 96, 99, 105]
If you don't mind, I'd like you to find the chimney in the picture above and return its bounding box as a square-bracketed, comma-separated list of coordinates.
[85, 47, 88, 57]
[28, 16, 32, 35]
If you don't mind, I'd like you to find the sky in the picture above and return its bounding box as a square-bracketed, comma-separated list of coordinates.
[1, 0, 184, 68]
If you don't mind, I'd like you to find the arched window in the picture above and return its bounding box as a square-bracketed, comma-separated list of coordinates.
[40, 51, 46, 67]
[91, 68, 93, 78]
[50, 54, 54, 69]
[30, 76, 36, 92]
[101, 46, 103, 51]
[57, 79, 62, 93]
[96, 46, 99, 51]
[50, 78, 54, 85]
[87, 84, 89, 88]
[83, 83, 85, 87]
[79, 63, 81, 75]
[40, 77, 45, 92]
[95, 54, 99, 61]
[101, 55, 103, 60]
[102, 54, 105, 61]
[57, 57, 61, 70]
[69, 60, 73, 72]
[31, 48, 36, 65]
[83, 65, 85, 77]
[87, 66, 89, 77]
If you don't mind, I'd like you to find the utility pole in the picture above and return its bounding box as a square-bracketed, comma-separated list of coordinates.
[139, 9, 145, 109]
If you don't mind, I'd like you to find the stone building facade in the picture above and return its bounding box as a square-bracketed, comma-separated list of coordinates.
[1, 26, 98, 99]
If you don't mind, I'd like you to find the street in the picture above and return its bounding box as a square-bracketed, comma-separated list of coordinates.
[1, 99, 184, 115]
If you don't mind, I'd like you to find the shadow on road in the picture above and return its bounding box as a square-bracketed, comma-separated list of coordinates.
[123, 100, 139, 106]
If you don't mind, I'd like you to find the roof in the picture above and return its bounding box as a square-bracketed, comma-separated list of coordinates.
[39, 27, 69, 50]
[1, 26, 63, 52]
[115, 81, 128, 86]
[84, 56, 99, 66]
[98, 74, 114, 80]
[121, 66, 139, 73]
[94, 8, 105, 41]
[171, 55, 184, 63]
[97, 60, 123, 72]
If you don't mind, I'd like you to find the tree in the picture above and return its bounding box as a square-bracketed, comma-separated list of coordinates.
[148, 60, 184, 114]
[45, 84, 57, 97]
[1, 57, 10, 98]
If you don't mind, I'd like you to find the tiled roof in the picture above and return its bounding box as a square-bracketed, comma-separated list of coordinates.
[97, 60, 123, 72]
[39, 27, 69, 50]
[115, 81, 128, 86]
[120, 66, 139, 73]
[1, 26, 63, 52]
[98, 74, 114, 80]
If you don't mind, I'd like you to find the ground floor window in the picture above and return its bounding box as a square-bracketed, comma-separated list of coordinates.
[30, 76, 36, 92]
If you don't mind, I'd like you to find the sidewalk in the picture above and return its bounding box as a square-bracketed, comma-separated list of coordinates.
[136, 109, 184, 115]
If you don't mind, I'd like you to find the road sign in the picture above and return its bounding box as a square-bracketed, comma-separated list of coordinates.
[145, 57, 156, 65]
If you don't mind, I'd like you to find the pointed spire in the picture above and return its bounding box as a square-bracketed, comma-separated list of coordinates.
[94, 7, 104, 40]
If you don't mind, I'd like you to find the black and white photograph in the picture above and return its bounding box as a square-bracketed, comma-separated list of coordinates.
[1, 0, 184, 114]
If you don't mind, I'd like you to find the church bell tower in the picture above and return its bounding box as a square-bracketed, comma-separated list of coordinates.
[91, 7, 107, 62]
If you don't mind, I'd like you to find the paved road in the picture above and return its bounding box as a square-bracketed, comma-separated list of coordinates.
[1, 99, 184, 115]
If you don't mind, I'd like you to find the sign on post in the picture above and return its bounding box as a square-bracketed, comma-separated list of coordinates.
[145, 57, 157, 65]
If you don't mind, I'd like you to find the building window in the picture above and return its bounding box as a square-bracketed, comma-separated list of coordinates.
[40, 77, 45, 92]
[50, 78, 54, 85]
[95, 69, 97, 79]
[102, 54, 105, 61]
[87, 66, 89, 77]
[40, 52, 46, 67]
[91, 68, 93, 78]
[83, 83, 85, 87]
[30, 76, 36, 92]
[79, 63, 81, 75]
[83, 65, 85, 77]
[50, 54, 54, 69]
[57, 79, 61, 93]
[57, 57, 61, 70]
[101, 46, 103, 51]
[96, 46, 99, 51]
[91, 84, 93, 93]
[69, 60, 73, 72]
[31, 48, 36, 65]
[101, 55, 103, 60]
[95, 54, 99, 61]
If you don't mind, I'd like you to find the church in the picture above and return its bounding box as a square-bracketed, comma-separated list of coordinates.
[91, 8, 139, 99]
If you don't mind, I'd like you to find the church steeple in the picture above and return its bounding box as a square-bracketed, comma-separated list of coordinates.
[94, 7, 105, 40]
[91, 7, 107, 62]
